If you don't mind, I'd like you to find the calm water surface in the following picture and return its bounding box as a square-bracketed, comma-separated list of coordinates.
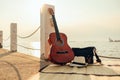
[3, 41, 120, 58]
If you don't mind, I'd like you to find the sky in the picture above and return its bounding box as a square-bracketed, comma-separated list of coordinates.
[0, 0, 120, 41]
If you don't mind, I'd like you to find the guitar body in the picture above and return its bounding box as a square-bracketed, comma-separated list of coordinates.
[48, 32, 74, 64]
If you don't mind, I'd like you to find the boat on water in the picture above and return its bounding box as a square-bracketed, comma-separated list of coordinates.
[109, 37, 120, 42]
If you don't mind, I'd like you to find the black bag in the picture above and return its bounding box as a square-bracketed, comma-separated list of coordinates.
[72, 47, 101, 64]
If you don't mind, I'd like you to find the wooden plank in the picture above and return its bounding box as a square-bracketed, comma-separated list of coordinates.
[21, 57, 120, 80]
[91, 75, 120, 80]
[40, 74, 91, 80]
[42, 62, 120, 75]
[40, 59, 120, 80]
[0, 49, 40, 80]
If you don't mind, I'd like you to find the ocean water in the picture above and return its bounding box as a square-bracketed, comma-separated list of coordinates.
[3, 41, 120, 58]
[69, 41, 120, 58]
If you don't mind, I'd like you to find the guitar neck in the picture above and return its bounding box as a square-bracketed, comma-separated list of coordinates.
[52, 15, 61, 40]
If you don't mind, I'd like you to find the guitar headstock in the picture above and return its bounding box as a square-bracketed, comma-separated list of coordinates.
[48, 8, 54, 15]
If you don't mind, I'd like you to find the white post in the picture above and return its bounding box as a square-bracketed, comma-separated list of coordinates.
[0, 31, 3, 48]
[10, 23, 17, 52]
[40, 4, 55, 59]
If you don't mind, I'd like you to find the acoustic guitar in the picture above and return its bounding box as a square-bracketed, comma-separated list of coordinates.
[48, 8, 74, 64]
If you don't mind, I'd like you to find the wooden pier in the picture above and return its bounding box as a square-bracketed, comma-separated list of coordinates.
[0, 4, 120, 80]
[0, 49, 40, 80]
[1, 48, 120, 80]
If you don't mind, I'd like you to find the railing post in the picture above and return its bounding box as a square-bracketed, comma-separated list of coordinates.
[40, 4, 55, 59]
[0, 31, 3, 48]
[10, 23, 17, 52]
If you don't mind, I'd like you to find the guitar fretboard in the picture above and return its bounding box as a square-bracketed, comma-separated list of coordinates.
[52, 14, 61, 41]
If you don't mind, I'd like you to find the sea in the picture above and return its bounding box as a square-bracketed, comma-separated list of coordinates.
[3, 40, 120, 59]
[69, 41, 120, 58]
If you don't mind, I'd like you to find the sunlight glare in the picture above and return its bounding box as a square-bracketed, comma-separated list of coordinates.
[31, 42, 40, 58]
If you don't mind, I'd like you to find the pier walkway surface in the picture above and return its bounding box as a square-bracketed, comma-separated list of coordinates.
[0, 49, 40, 80]
[1, 48, 120, 80]
[40, 56, 120, 80]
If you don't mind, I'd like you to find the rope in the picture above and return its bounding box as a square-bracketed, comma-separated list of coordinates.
[99, 55, 120, 59]
[17, 44, 40, 50]
[17, 26, 40, 39]
[3, 45, 10, 48]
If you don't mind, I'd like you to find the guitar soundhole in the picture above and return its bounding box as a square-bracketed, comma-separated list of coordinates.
[57, 51, 68, 54]
[55, 39, 64, 46]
